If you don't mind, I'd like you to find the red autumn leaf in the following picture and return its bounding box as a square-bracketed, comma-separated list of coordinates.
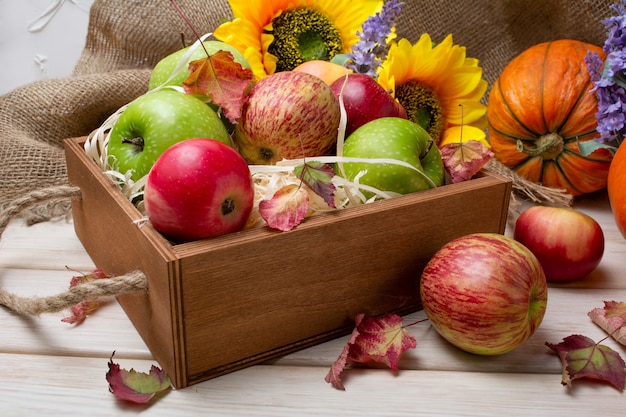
[258, 184, 310, 231]
[325, 313, 417, 390]
[293, 161, 337, 208]
[324, 319, 361, 391]
[349, 313, 417, 370]
[183, 49, 254, 123]
[546, 334, 626, 391]
[62, 268, 111, 325]
[589, 301, 626, 346]
[440, 139, 494, 183]
[106, 352, 171, 404]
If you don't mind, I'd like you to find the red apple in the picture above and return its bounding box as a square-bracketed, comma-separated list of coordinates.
[513, 206, 604, 282]
[420, 233, 548, 355]
[234, 71, 341, 164]
[144, 138, 254, 242]
[330, 73, 407, 136]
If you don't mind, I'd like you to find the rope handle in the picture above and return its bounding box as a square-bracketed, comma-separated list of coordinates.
[0, 185, 148, 316]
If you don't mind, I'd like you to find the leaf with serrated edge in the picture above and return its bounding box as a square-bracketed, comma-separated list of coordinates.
[546, 334, 626, 391]
[348, 313, 417, 371]
[106, 352, 171, 403]
[183, 50, 254, 123]
[294, 161, 336, 208]
[325, 313, 417, 390]
[589, 301, 626, 346]
[440, 139, 494, 183]
[258, 184, 309, 231]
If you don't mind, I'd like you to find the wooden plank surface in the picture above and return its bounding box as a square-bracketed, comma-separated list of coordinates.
[0, 191, 625, 415]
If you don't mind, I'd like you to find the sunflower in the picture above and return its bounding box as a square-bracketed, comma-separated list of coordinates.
[377, 34, 488, 146]
[214, 0, 382, 80]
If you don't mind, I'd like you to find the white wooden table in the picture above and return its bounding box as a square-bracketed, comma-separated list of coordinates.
[1, 191, 624, 416]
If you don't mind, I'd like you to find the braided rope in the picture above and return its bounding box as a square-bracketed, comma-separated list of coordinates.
[0, 186, 148, 316]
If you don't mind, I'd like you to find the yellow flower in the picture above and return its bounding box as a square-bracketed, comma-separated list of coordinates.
[377, 34, 488, 146]
[214, 0, 382, 80]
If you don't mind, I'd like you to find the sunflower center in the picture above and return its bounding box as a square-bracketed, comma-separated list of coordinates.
[267, 8, 343, 72]
[395, 80, 445, 144]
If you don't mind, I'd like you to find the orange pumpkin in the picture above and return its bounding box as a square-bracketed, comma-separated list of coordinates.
[487, 39, 613, 196]
[608, 143, 626, 239]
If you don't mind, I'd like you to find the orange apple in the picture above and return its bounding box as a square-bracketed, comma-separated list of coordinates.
[293, 60, 350, 86]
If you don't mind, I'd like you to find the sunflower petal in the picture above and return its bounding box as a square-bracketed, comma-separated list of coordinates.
[216, 0, 382, 78]
[379, 33, 488, 141]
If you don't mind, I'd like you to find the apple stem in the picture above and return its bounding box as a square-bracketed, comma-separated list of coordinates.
[121, 136, 144, 152]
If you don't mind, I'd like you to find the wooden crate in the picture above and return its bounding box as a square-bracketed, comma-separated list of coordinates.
[64, 136, 512, 388]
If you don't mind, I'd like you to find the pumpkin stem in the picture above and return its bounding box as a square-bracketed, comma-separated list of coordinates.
[516, 133, 564, 160]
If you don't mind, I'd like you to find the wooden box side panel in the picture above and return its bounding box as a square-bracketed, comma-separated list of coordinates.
[63, 137, 187, 387]
[65, 134, 511, 388]
[177, 174, 512, 383]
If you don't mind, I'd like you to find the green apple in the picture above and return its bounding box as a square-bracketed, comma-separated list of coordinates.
[148, 40, 250, 90]
[340, 117, 445, 195]
[107, 89, 232, 181]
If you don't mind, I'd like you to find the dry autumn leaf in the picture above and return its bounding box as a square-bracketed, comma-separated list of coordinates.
[293, 161, 337, 208]
[325, 313, 417, 390]
[62, 268, 111, 325]
[183, 49, 254, 123]
[546, 334, 626, 391]
[439, 139, 494, 183]
[258, 184, 310, 231]
[106, 352, 171, 404]
[589, 301, 626, 346]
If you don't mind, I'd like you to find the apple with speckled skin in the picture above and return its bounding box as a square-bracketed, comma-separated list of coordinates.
[420, 233, 548, 355]
[234, 71, 341, 164]
[144, 138, 254, 242]
[107, 89, 231, 181]
[340, 117, 444, 196]
[514, 206, 604, 282]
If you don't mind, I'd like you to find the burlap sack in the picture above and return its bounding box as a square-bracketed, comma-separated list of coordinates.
[0, 0, 615, 222]
[0, 0, 234, 221]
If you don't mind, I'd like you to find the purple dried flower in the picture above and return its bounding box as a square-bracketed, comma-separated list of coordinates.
[586, 0, 626, 148]
[347, 0, 404, 77]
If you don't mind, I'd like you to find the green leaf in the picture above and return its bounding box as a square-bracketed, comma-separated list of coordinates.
[106, 352, 171, 403]
[577, 139, 617, 156]
[546, 334, 626, 391]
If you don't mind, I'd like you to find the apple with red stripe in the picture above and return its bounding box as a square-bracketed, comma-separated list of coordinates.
[420, 233, 548, 355]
